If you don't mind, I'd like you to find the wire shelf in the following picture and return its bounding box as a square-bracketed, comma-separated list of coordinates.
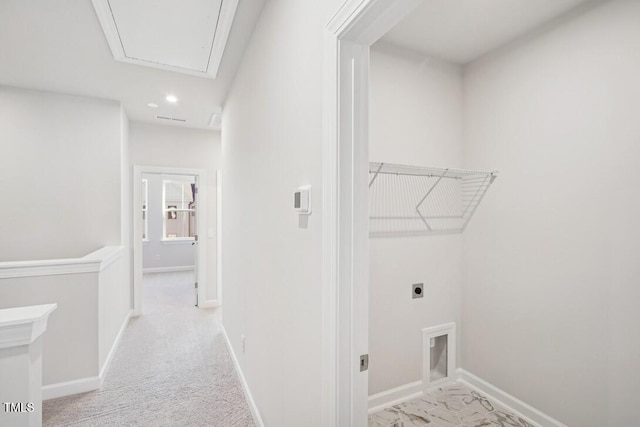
[369, 162, 497, 237]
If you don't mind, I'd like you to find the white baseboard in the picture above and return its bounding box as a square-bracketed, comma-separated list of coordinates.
[99, 310, 132, 385]
[220, 326, 265, 427]
[457, 369, 566, 427]
[43, 310, 131, 400]
[143, 266, 194, 274]
[368, 381, 423, 414]
[42, 376, 101, 400]
[198, 299, 220, 308]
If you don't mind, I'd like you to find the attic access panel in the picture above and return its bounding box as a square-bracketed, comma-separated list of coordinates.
[92, 0, 239, 78]
[369, 162, 497, 237]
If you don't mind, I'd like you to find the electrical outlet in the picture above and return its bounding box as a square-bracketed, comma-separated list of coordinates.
[241, 335, 246, 353]
[412, 283, 424, 299]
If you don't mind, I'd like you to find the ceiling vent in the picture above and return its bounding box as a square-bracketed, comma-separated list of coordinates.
[92, 0, 239, 78]
[156, 116, 187, 123]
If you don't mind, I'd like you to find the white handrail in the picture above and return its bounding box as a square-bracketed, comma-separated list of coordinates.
[0, 304, 57, 349]
[0, 246, 124, 279]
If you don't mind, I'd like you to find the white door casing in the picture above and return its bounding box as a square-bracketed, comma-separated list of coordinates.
[323, 1, 425, 425]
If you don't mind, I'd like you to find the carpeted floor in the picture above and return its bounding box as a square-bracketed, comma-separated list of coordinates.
[43, 272, 255, 427]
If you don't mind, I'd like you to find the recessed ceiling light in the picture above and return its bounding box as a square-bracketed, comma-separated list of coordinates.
[147, 103, 159, 108]
[166, 95, 178, 103]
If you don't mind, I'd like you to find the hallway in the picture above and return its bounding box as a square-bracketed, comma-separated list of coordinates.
[43, 272, 255, 426]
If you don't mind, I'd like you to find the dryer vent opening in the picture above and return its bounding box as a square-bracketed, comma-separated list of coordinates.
[422, 323, 456, 390]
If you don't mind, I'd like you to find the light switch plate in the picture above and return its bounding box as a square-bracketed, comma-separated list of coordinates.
[294, 185, 311, 215]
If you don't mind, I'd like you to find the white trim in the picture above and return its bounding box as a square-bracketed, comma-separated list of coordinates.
[220, 326, 265, 427]
[99, 310, 131, 385]
[90, 0, 238, 79]
[142, 178, 149, 242]
[323, 1, 430, 425]
[321, 26, 339, 427]
[161, 178, 196, 242]
[207, 0, 240, 79]
[324, 5, 369, 426]
[160, 238, 195, 245]
[133, 166, 207, 316]
[367, 380, 457, 414]
[0, 304, 57, 349]
[0, 247, 123, 279]
[42, 376, 101, 401]
[43, 310, 131, 400]
[197, 299, 219, 308]
[457, 369, 567, 427]
[143, 266, 195, 274]
[0, 258, 100, 279]
[216, 170, 222, 308]
[83, 246, 124, 272]
[422, 323, 456, 390]
[367, 381, 423, 414]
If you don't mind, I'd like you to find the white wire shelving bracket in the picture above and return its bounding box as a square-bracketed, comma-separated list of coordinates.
[368, 162, 498, 237]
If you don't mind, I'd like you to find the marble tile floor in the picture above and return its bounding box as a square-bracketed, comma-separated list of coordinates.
[368, 383, 536, 427]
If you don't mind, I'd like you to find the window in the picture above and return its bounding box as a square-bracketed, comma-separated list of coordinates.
[142, 179, 148, 241]
[162, 178, 196, 240]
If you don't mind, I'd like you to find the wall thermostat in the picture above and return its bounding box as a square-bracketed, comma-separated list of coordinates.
[294, 185, 311, 215]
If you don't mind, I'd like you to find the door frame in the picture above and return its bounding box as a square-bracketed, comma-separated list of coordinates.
[216, 170, 223, 311]
[322, 1, 424, 425]
[132, 165, 208, 316]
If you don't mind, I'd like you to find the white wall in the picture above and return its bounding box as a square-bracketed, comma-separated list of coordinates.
[121, 108, 133, 311]
[220, 0, 341, 424]
[0, 273, 99, 385]
[0, 85, 132, 395]
[0, 86, 122, 261]
[129, 122, 219, 300]
[368, 44, 464, 395]
[98, 255, 131, 370]
[0, 251, 130, 391]
[462, 2, 640, 425]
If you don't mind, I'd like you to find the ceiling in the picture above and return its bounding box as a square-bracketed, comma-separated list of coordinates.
[380, 0, 594, 64]
[0, 0, 265, 130]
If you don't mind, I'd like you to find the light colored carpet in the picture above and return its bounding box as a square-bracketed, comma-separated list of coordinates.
[43, 272, 255, 427]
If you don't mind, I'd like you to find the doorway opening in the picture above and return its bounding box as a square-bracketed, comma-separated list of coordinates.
[141, 173, 198, 309]
[326, 0, 604, 426]
[133, 166, 208, 316]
